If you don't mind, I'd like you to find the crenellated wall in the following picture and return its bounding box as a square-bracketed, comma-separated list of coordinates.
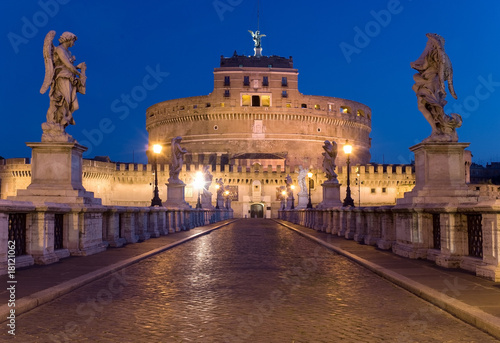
[1, 157, 416, 217]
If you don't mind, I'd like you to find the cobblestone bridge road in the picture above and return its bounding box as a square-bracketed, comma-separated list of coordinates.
[4, 219, 498, 342]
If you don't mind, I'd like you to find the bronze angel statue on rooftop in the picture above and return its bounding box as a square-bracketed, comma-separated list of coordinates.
[40, 31, 86, 141]
[411, 33, 462, 142]
[248, 30, 266, 48]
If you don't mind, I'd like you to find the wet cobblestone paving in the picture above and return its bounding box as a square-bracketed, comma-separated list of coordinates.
[3, 219, 499, 342]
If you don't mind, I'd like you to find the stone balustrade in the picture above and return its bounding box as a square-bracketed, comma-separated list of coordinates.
[0, 199, 233, 275]
[279, 204, 500, 282]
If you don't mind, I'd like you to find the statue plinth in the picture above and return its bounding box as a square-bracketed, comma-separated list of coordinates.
[397, 142, 478, 206]
[201, 192, 215, 209]
[316, 182, 342, 209]
[165, 179, 191, 209]
[12, 141, 100, 205]
[295, 191, 309, 209]
[254, 47, 262, 57]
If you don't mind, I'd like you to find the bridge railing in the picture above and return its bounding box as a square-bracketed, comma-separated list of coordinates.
[278, 204, 500, 282]
[0, 200, 233, 274]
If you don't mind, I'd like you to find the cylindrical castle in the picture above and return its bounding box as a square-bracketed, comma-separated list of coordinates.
[146, 53, 371, 168]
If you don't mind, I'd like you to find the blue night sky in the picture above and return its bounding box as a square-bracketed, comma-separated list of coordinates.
[1, 0, 499, 165]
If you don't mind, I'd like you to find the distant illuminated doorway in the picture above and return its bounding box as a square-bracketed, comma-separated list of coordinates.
[250, 204, 264, 218]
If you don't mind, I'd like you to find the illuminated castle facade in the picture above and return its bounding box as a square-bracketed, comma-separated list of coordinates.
[146, 53, 372, 168]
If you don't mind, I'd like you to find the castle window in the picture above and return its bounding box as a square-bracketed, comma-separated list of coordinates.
[328, 103, 334, 112]
[263, 76, 269, 87]
[214, 125, 219, 130]
[224, 76, 230, 86]
[193, 105, 198, 109]
[340, 106, 351, 114]
[282, 77, 288, 86]
[252, 95, 260, 107]
[261, 95, 270, 107]
[242, 95, 251, 106]
[301, 103, 307, 109]
[314, 104, 320, 110]
[243, 76, 250, 86]
[371, 188, 376, 194]
[317, 128, 321, 132]
[367, 112, 372, 119]
[357, 109, 365, 117]
[282, 90, 288, 98]
[286, 103, 292, 108]
[221, 102, 225, 107]
[224, 89, 230, 97]
[382, 187, 387, 193]
[206, 103, 211, 107]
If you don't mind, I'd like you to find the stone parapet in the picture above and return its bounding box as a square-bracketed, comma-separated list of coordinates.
[0, 199, 233, 275]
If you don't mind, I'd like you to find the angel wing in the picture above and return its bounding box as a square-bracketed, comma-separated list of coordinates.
[40, 30, 56, 94]
[248, 30, 255, 36]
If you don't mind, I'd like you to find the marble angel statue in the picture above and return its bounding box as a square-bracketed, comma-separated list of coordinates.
[322, 140, 338, 182]
[169, 136, 188, 182]
[40, 31, 86, 132]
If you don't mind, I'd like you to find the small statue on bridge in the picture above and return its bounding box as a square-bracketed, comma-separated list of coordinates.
[322, 140, 338, 183]
[296, 165, 308, 195]
[169, 136, 188, 183]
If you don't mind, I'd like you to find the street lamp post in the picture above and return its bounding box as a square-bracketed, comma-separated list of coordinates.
[281, 190, 287, 210]
[151, 144, 163, 207]
[307, 172, 313, 208]
[290, 184, 295, 210]
[215, 184, 220, 209]
[343, 140, 355, 207]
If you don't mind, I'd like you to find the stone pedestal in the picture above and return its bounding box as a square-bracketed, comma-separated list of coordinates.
[316, 182, 342, 209]
[295, 192, 309, 209]
[201, 192, 215, 209]
[397, 142, 477, 206]
[165, 180, 191, 209]
[254, 47, 263, 57]
[216, 197, 225, 209]
[12, 142, 100, 205]
[394, 142, 480, 261]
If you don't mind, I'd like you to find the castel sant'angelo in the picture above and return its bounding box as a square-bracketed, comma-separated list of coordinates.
[0, 31, 416, 218]
[144, 31, 415, 217]
[146, 35, 372, 168]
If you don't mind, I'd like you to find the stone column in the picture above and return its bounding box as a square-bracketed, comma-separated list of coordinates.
[121, 210, 138, 244]
[477, 212, 500, 281]
[103, 208, 126, 247]
[436, 211, 468, 268]
[28, 210, 59, 264]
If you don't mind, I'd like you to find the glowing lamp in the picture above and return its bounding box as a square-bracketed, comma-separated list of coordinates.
[343, 141, 352, 155]
[153, 144, 162, 154]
